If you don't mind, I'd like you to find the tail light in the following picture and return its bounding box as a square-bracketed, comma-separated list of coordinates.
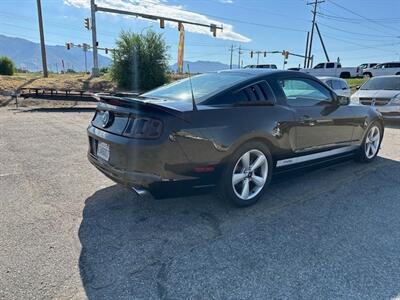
[123, 116, 163, 139]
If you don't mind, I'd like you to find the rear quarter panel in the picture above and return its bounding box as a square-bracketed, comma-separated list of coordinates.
[171, 105, 297, 167]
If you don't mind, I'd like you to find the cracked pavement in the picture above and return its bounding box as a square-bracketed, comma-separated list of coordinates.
[1, 106, 400, 299]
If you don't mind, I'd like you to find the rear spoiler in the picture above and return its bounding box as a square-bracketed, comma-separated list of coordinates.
[94, 93, 188, 121]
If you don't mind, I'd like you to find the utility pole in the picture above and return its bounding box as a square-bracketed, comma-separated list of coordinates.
[229, 44, 234, 69]
[90, 0, 99, 76]
[36, 0, 48, 77]
[304, 31, 310, 68]
[306, 0, 324, 68]
[315, 23, 330, 62]
[238, 45, 242, 69]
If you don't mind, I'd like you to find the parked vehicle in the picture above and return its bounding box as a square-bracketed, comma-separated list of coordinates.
[87, 69, 384, 207]
[363, 62, 400, 77]
[358, 63, 378, 71]
[351, 75, 400, 120]
[245, 64, 277, 69]
[300, 62, 361, 78]
[287, 67, 301, 71]
[318, 76, 351, 98]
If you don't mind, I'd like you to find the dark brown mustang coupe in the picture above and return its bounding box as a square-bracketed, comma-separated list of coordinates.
[87, 69, 384, 206]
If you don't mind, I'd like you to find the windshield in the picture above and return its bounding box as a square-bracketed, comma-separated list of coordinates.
[142, 72, 249, 103]
[361, 77, 400, 90]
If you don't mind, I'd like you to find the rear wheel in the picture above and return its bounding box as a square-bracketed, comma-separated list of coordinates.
[218, 142, 272, 207]
[355, 122, 382, 162]
[340, 72, 350, 79]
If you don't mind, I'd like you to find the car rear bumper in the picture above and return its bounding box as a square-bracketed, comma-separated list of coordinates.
[88, 152, 162, 188]
[87, 125, 218, 197]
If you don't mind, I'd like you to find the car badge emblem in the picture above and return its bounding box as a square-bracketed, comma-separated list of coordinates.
[102, 111, 112, 127]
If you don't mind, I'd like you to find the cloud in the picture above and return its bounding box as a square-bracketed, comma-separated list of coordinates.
[219, 0, 234, 3]
[64, 0, 250, 42]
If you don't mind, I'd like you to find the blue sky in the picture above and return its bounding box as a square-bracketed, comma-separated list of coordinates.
[1, 0, 400, 68]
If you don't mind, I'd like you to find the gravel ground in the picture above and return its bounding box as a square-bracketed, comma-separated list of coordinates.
[0, 106, 400, 300]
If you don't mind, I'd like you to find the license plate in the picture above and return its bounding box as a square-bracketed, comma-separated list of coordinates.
[97, 142, 110, 161]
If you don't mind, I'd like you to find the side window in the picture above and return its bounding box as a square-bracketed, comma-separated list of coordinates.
[340, 80, 349, 90]
[232, 90, 249, 102]
[370, 63, 377, 68]
[332, 80, 342, 90]
[326, 63, 335, 69]
[279, 78, 332, 106]
[314, 63, 324, 69]
[325, 80, 333, 88]
[390, 63, 400, 68]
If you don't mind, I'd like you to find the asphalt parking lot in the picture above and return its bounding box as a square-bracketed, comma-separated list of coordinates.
[1, 105, 400, 299]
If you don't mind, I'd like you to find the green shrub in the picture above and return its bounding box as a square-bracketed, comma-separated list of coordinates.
[0, 56, 15, 75]
[110, 30, 169, 91]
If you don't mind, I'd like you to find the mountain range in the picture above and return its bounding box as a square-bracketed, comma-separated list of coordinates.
[0, 35, 232, 73]
[0, 34, 111, 72]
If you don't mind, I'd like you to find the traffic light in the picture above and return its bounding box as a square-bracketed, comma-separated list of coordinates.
[250, 51, 253, 58]
[84, 18, 91, 30]
[264, 51, 266, 57]
[210, 24, 217, 37]
[105, 48, 108, 54]
[160, 18, 165, 29]
[282, 50, 289, 59]
[66, 42, 71, 50]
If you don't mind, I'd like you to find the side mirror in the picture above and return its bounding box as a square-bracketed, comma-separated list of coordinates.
[356, 85, 360, 90]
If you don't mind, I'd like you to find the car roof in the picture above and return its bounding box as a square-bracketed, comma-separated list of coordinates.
[216, 68, 302, 79]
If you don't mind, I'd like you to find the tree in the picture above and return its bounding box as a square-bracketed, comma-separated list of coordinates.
[0, 56, 15, 75]
[110, 30, 169, 91]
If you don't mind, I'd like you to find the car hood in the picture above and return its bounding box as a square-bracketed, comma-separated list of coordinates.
[353, 89, 400, 98]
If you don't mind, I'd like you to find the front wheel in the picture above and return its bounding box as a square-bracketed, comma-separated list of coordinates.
[218, 142, 273, 207]
[355, 123, 382, 162]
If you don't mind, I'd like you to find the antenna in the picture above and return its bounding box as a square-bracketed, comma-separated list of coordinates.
[187, 64, 198, 111]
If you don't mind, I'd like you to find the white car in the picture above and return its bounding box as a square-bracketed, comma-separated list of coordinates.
[318, 76, 351, 98]
[301, 62, 361, 78]
[358, 63, 378, 72]
[363, 62, 400, 78]
[351, 75, 400, 121]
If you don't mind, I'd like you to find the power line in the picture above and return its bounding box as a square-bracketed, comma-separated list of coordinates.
[327, 0, 400, 34]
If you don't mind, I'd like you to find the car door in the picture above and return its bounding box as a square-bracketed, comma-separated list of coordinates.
[276, 76, 355, 152]
[312, 63, 326, 76]
[375, 63, 388, 76]
[389, 62, 400, 75]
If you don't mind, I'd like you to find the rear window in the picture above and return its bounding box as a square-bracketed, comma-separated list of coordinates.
[142, 72, 249, 103]
[361, 77, 400, 90]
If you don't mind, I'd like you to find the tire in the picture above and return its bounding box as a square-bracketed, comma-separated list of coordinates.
[355, 122, 383, 163]
[364, 72, 372, 78]
[217, 141, 273, 207]
[340, 72, 350, 79]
